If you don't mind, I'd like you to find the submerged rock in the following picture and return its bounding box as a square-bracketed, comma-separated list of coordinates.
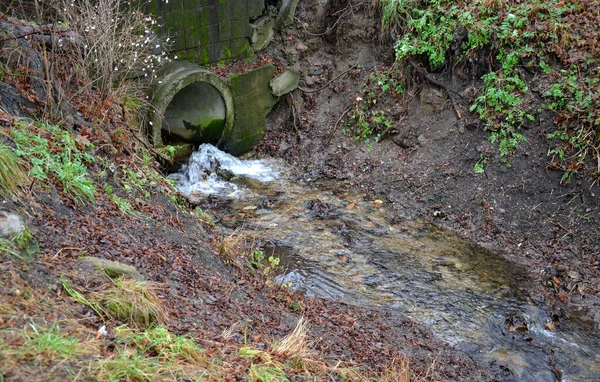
[230, 175, 264, 190]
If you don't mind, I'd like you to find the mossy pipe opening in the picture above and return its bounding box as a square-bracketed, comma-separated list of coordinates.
[147, 61, 234, 149]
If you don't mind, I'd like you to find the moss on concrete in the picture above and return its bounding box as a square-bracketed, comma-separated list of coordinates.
[223, 64, 277, 155]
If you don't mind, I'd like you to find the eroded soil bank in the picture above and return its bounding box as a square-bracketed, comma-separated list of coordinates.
[258, 0, 600, 343]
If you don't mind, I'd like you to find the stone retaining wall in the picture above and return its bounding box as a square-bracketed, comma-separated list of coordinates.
[146, 0, 265, 64]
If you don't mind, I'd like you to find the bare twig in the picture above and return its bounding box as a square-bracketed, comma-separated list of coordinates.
[325, 105, 352, 147]
[298, 65, 358, 94]
[289, 92, 301, 141]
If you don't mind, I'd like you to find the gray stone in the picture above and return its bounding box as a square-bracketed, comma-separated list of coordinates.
[270, 69, 300, 96]
[230, 175, 264, 190]
[274, 0, 301, 31]
[79, 256, 144, 280]
[0, 211, 24, 237]
[251, 15, 276, 52]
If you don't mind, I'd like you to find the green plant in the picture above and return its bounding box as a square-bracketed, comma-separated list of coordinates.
[113, 325, 206, 363]
[11, 119, 96, 205]
[470, 72, 532, 161]
[62, 280, 105, 319]
[289, 301, 303, 312]
[20, 323, 84, 363]
[247, 250, 281, 275]
[193, 207, 215, 226]
[248, 364, 288, 382]
[112, 195, 135, 215]
[474, 155, 487, 174]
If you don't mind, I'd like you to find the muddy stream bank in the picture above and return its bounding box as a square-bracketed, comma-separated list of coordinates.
[170, 144, 599, 381]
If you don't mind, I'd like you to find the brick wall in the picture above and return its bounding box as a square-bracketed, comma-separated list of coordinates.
[146, 0, 265, 65]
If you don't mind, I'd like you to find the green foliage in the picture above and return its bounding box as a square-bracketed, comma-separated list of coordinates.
[248, 363, 288, 382]
[11, 119, 96, 205]
[344, 68, 403, 146]
[470, 72, 531, 160]
[113, 325, 205, 363]
[474, 155, 487, 174]
[246, 250, 281, 275]
[394, 1, 459, 69]
[193, 207, 215, 226]
[0, 143, 25, 197]
[380, 0, 600, 177]
[289, 301, 303, 312]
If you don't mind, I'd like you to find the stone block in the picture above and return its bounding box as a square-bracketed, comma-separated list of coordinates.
[251, 15, 275, 51]
[230, 38, 250, 57]
[216, 40, 232, 60]
[184, 0, 201, 10]
[230, 0, 248, 20]
[230, 19, 250, 39]
[270, 68, 300, 96]
[201, 6, 219, 27]
[207, 24, 219, 43]
[224, 64, 278, 155]
[219, 21, 231, 41]
[247, 0, 265, 18]
[275, 0, 300, 31]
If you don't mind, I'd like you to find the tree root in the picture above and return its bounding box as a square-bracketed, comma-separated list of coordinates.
[407, 59, 462, 119]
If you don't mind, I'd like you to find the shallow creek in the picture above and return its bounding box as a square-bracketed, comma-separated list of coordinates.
[171, 144, 600, 381]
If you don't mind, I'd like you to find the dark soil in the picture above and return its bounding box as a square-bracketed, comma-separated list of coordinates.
[257, 0, 600, 333]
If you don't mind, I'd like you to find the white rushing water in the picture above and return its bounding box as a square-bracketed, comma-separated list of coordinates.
[168, 144, 278, 197]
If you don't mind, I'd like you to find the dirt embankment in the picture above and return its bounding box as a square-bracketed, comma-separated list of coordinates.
[259, 0, 600, 328]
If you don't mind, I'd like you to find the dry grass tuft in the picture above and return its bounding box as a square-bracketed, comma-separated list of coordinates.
[213, 229, 247, 265]
[95, 277, 167, 328]
[378, 356, 411, 382]
[0, 142, 25, 197]
[273, 317, 316, 365]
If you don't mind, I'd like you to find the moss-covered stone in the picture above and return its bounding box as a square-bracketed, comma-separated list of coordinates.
[250, 15, 275, 52]
[223, 64, 277, 155]
[270, 68, 300, 96]
[275, 0, 301, 31]
[79, 257, 144, 280]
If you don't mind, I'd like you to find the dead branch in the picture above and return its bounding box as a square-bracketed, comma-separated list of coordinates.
[298, 65, 357, 94]
[325, 104, 352, 147]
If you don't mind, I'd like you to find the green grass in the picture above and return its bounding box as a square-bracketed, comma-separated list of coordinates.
[20, 323, 85, 363]
[0, 227, 39, 261]
[11, 119, 96, 205]
[93, 325, 209, 381]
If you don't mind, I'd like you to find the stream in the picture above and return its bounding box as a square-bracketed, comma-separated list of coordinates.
[170, 144, 600, 381]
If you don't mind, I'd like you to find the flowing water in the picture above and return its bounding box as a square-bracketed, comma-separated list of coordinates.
[171, 144, 600, 381]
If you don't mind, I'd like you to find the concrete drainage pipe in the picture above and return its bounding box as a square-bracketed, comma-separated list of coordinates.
[147, 61, 234, 148]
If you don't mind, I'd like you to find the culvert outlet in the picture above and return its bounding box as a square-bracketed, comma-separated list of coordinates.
[147, 61, 234, 148]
